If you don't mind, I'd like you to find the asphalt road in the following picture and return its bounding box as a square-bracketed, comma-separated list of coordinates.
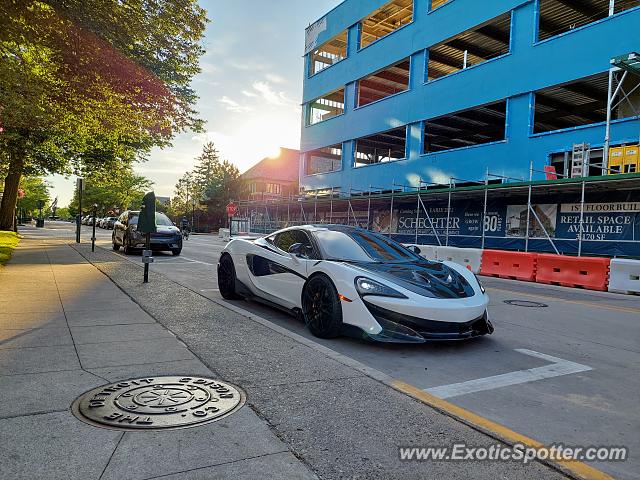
[41, 222, 640, 478]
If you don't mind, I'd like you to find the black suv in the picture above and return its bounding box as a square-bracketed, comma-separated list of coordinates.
[112, 210, 182, 256]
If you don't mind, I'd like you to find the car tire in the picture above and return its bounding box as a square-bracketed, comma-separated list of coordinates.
[171, 248, 182, 256]
[217, 254, 242, 300]
[112, 241, 120, 251]
[302, 274, 343, 339]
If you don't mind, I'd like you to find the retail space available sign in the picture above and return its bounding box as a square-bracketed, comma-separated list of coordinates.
[390, 201, 639, 242]
[556, 202, 640, 241]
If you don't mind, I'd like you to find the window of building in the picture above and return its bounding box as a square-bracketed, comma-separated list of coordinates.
[531, 72, 637, 134]
[309, 30, 348, 76]
[250, 183, 257, 194]
[538, 0, 640, 42]
[430, 0, 452, 10]
[354, 126, 407, 167]
[427, 12, 511, 81]
[423, 100, 507, 153]
[357, 58, 410, 107]
[266, 183, 282, 195]
[360, 0, 414, 49]
[305, 144, 343, 175]
[307, 88, 345, 125]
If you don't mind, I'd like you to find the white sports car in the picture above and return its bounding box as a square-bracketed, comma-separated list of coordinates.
[217, 225, 492, 343]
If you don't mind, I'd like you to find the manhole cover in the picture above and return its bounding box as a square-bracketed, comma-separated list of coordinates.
[503, 299, 548, 308]
[72, 376, 245, 431]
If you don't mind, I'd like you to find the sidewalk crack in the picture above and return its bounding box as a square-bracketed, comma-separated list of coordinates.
[99, 432, 125, 480]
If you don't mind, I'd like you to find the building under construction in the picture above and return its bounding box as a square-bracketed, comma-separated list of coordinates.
[238, 1, 640, 257]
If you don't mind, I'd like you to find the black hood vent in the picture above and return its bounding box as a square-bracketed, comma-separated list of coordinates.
[350, 260, 475, 299]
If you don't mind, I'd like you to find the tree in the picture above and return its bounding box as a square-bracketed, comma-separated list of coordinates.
[170, 142, 241, 227]
[0, 0, 208, 230]
[68, 167, 153, 215]
[16, 176, 51, 217]
[169, 171, 199, 219]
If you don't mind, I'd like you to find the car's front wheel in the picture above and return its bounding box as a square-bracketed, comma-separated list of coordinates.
[217, 254, 241, 300]
[171, 248, 182, 256]
[302, 274, 343, 339]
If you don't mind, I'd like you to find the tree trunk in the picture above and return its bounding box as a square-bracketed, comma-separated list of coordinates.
[0, 156, 24, 231]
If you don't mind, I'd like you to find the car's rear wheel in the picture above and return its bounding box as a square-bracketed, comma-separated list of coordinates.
[302, 274, 343, 339]
[217, 254, 241, 300]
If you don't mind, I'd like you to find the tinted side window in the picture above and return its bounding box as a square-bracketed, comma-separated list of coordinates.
[274, 230, 313, 255]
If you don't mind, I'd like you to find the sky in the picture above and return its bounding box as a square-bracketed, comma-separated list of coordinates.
[49, 0, 341, 207]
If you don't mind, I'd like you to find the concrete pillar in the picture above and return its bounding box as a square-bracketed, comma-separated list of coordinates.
[406, 122, 424, 165]
[409, 50, 426, 89]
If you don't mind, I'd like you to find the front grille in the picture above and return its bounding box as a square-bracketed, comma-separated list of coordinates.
[363, 300, 488, 335]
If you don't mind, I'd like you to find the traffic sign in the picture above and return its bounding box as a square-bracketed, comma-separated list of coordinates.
[226, 203, 238, 217]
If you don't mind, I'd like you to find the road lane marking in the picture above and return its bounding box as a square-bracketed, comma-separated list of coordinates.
[394, 381, 614, 480]
[487, 286, 640, 314]
[425, 349, 592, 399]
[180, 256, 216, 266]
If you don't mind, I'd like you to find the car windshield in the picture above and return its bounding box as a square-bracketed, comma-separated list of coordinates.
[155, 213, 173, 226]
[128, 212, 173, 226]
[314, 229, 421, 263]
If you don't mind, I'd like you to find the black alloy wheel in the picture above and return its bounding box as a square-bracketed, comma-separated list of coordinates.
[302, 274, 343, 339]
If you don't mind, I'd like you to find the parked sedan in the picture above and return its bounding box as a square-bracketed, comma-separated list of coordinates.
[112, 210, 182, 256]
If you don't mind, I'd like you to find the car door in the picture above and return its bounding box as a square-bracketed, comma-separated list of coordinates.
[248, 229, 316, 309]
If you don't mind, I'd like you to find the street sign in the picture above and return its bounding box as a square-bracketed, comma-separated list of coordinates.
[226, 202, 238, 217]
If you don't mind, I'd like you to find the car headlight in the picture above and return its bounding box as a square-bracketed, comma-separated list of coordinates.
[474, 274, 486, 294]
[355, 277, 408, 299]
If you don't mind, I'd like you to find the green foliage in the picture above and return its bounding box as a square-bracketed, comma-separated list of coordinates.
[54, 206, 70, 219]
[0, 231, 20, 265]
[68, 167, 153, 215]
[169, 142, 240, 223]
[0, 0, 208, 229]
[16, 176, 51, 216]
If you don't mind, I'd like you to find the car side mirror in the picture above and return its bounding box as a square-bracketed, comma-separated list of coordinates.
[288, 243, 306, 257]
[408, 245, 421, 255]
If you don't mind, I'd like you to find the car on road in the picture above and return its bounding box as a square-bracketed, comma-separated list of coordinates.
[112, 210, 182, 256]
[217, 225, 492, 343]
[104, 216, 118, 229]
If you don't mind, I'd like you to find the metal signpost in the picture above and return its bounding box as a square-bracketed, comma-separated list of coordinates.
[91, 204, 97, 252]
[138, 192, 157, 283]
[75, 178, 84, 243]
[226, 202, 237, 238]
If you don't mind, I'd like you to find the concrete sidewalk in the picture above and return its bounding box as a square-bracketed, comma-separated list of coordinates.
[0, 232, 316, 480]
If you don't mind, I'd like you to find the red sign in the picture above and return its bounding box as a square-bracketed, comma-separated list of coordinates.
[544, 165, 558, 180]
[226, 202, 238, 217]
[17, 188, 25, 199]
